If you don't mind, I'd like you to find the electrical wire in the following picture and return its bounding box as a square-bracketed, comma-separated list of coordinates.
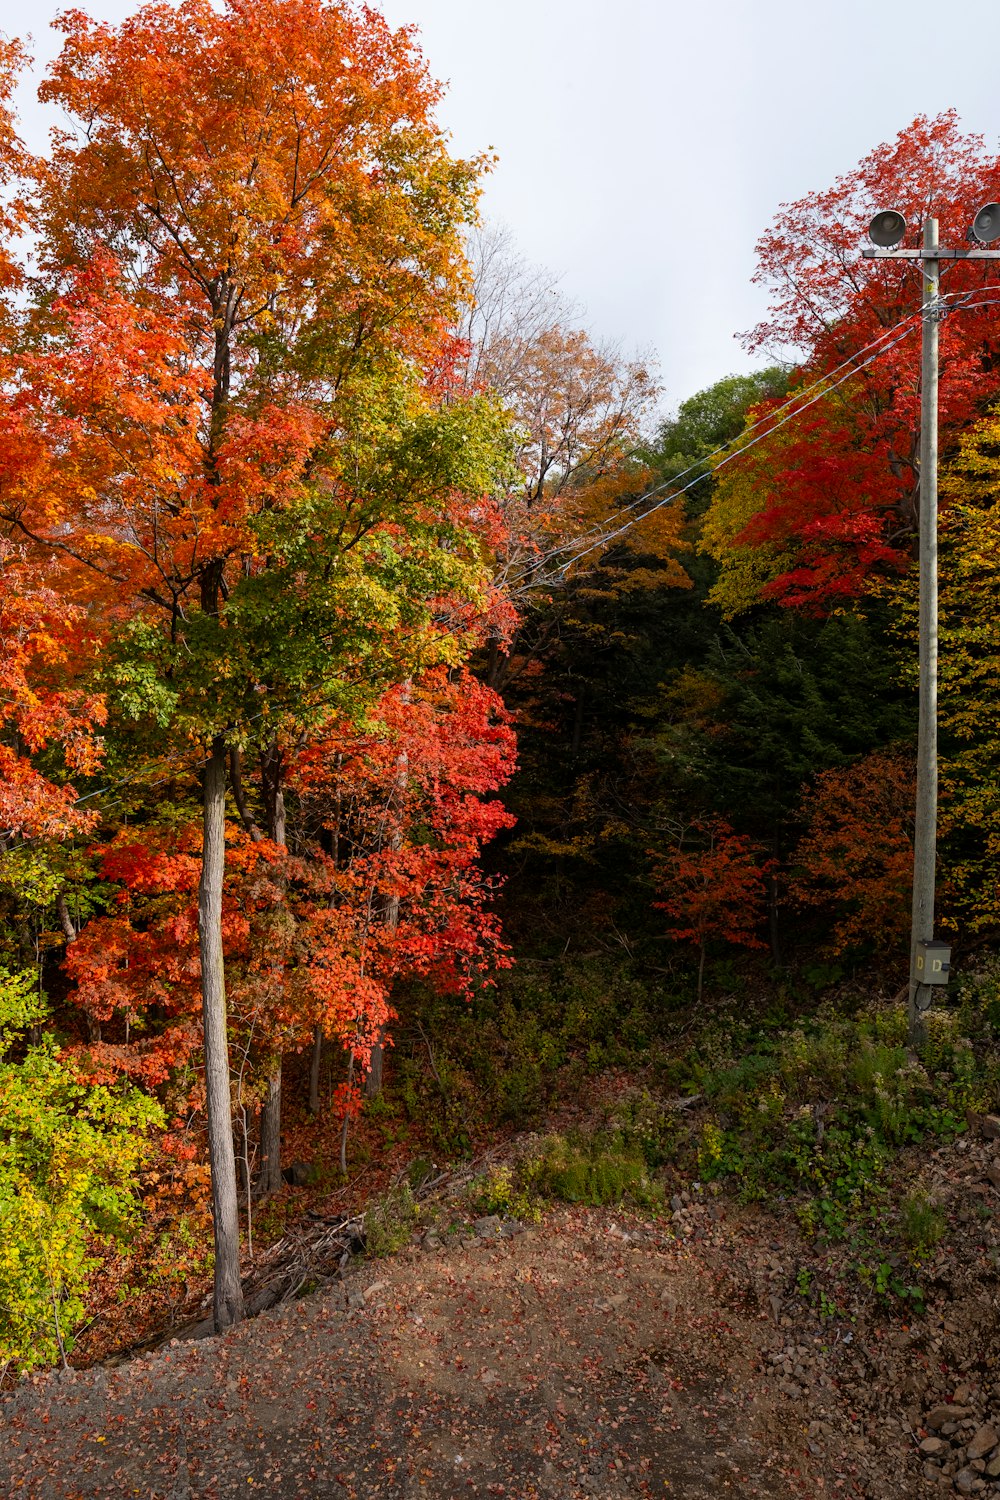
[510, 283, 1000, 589]
[499, 310, 929, 589]
[6, 285, 1000, 843]
[508, 313, 927, 587]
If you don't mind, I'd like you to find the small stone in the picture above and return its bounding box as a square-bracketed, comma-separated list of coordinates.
[670, 1194, 684, 1212]
[986, 1163, 1000, 1191]
[968, 1428, 1000, 1462]
[596, 1292, 628, 1313]
[982, 1115, 1000, 1140]
[474, 1215, 501, 1238]
[362, 1280, 387, 1304]
[986, 1455, 1000, 1479]
[422, 1233, 442, 1251]
[927, 1405, 972, 1430]
[920, 1437, 946, 1456]
[954, 1468, 979, 1495]
[282, 1159, 317, 1187]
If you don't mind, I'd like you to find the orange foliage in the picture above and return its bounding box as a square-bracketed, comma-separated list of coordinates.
[652, 817, 773, 957]
[790, 749, 915, 954]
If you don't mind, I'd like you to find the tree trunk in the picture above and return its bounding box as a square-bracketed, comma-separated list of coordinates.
[57, 892, 101, 1043]
[229, 746, 263, 841]
[309, 1026, 323, 1115]
[199, 736, 245, 1332]
[261, 740, 286, 847]
[696, 938, 706, 1006]
[365, 703, 407, 1100]
[253, 740, 288, 1195]
[256, 1064, 283, 1198]
[365, 1023, 387, 1099]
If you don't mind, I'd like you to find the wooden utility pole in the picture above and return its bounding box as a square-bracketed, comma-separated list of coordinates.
[864, 206, 1000, 1040]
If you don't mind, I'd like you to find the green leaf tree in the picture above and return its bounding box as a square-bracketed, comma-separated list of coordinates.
[0, 970, 163, 1379]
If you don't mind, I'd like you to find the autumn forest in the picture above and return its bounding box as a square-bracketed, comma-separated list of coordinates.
[5, 7, 1000, 1479]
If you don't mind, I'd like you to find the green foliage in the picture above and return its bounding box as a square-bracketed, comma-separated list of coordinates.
[0, 971, 163, 1376]
[677, 995, 999, 1245]
[467, 1164, 540, 1224]
[364, 1180, 419, 1258]
[608, 1087, 680, 1169]
[648, 367, 790, 518]
[524, 1131, 664, 1210]
[899, 1191, 946, 1256]
[394, 960, 677, 1145]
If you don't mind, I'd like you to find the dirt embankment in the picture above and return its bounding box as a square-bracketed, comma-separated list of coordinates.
[3, 1129, 999, 1500]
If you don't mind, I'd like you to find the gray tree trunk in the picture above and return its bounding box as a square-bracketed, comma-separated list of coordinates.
[255, 739, 287, 1194]
[257, 1065, 283, 1197]
[199, 736, 245, 1332]
[365, 709, 407, 1100]
[57, 892, 101, 1043]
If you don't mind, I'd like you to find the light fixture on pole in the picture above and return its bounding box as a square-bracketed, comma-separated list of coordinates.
[868, 210, 907, 248]
[863, 206, 1000, 1042]
[971, 202, 1000, 244]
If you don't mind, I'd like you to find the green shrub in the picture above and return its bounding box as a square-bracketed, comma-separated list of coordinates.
[526, 1131, 664, 1210]
[365, 1181, 418, 1257]
[467, 1164, 540, 1223]
[0, 971, 163, 1377]
[900, 1191, 946, 1255]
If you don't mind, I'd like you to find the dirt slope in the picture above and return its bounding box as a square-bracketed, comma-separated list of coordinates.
[1, 1206, 827, 1500]
[3, 1169, 999, 1500]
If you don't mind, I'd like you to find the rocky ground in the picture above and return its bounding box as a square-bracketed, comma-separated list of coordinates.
[1, 1123, 998, 1500]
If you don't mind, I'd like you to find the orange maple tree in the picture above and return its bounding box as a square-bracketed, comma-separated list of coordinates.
[0, 0, 506, 1331]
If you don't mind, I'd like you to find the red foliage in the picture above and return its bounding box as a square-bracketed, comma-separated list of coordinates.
[651, 817, 773, 961]
[63, 667, 515, 1089]
[732, 112, 1000, 610]
[0, 548, 106, 839]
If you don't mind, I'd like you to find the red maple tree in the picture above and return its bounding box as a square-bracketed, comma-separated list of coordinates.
[651, 818, 772, 1001]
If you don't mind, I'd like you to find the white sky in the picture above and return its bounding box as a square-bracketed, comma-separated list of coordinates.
[3, 0, 1000, 413]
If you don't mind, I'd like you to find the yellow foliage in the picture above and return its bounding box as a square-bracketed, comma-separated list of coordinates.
[698, 416, 798, 618]
[937, 404, 1000, 931]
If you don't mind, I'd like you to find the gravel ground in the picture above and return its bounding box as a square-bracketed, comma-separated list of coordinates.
[4, 1137, 999, 1500]
[1, 1206, 823, 1500]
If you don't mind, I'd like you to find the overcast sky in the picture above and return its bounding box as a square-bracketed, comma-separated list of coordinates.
[3, 0, 1000, 413]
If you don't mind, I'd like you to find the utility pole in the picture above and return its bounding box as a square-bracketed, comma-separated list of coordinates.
[864, 205, 1000, 1042]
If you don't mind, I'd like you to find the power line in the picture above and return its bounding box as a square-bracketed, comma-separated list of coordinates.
[509, 312, 927, 587]
[509, 280, 1000, 591]
[7, 289, 1000, 846]
[509, 284, 1000, 589]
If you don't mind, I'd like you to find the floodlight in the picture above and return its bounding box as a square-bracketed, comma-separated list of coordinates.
[970, 203, 1000, 245]
[868, 210, 907, 248]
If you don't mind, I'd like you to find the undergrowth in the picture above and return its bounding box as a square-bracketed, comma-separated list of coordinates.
[385, 958, 1000, 1309]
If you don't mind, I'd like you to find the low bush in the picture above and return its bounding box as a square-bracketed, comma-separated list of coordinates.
[520, 1131, 664, 1210]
